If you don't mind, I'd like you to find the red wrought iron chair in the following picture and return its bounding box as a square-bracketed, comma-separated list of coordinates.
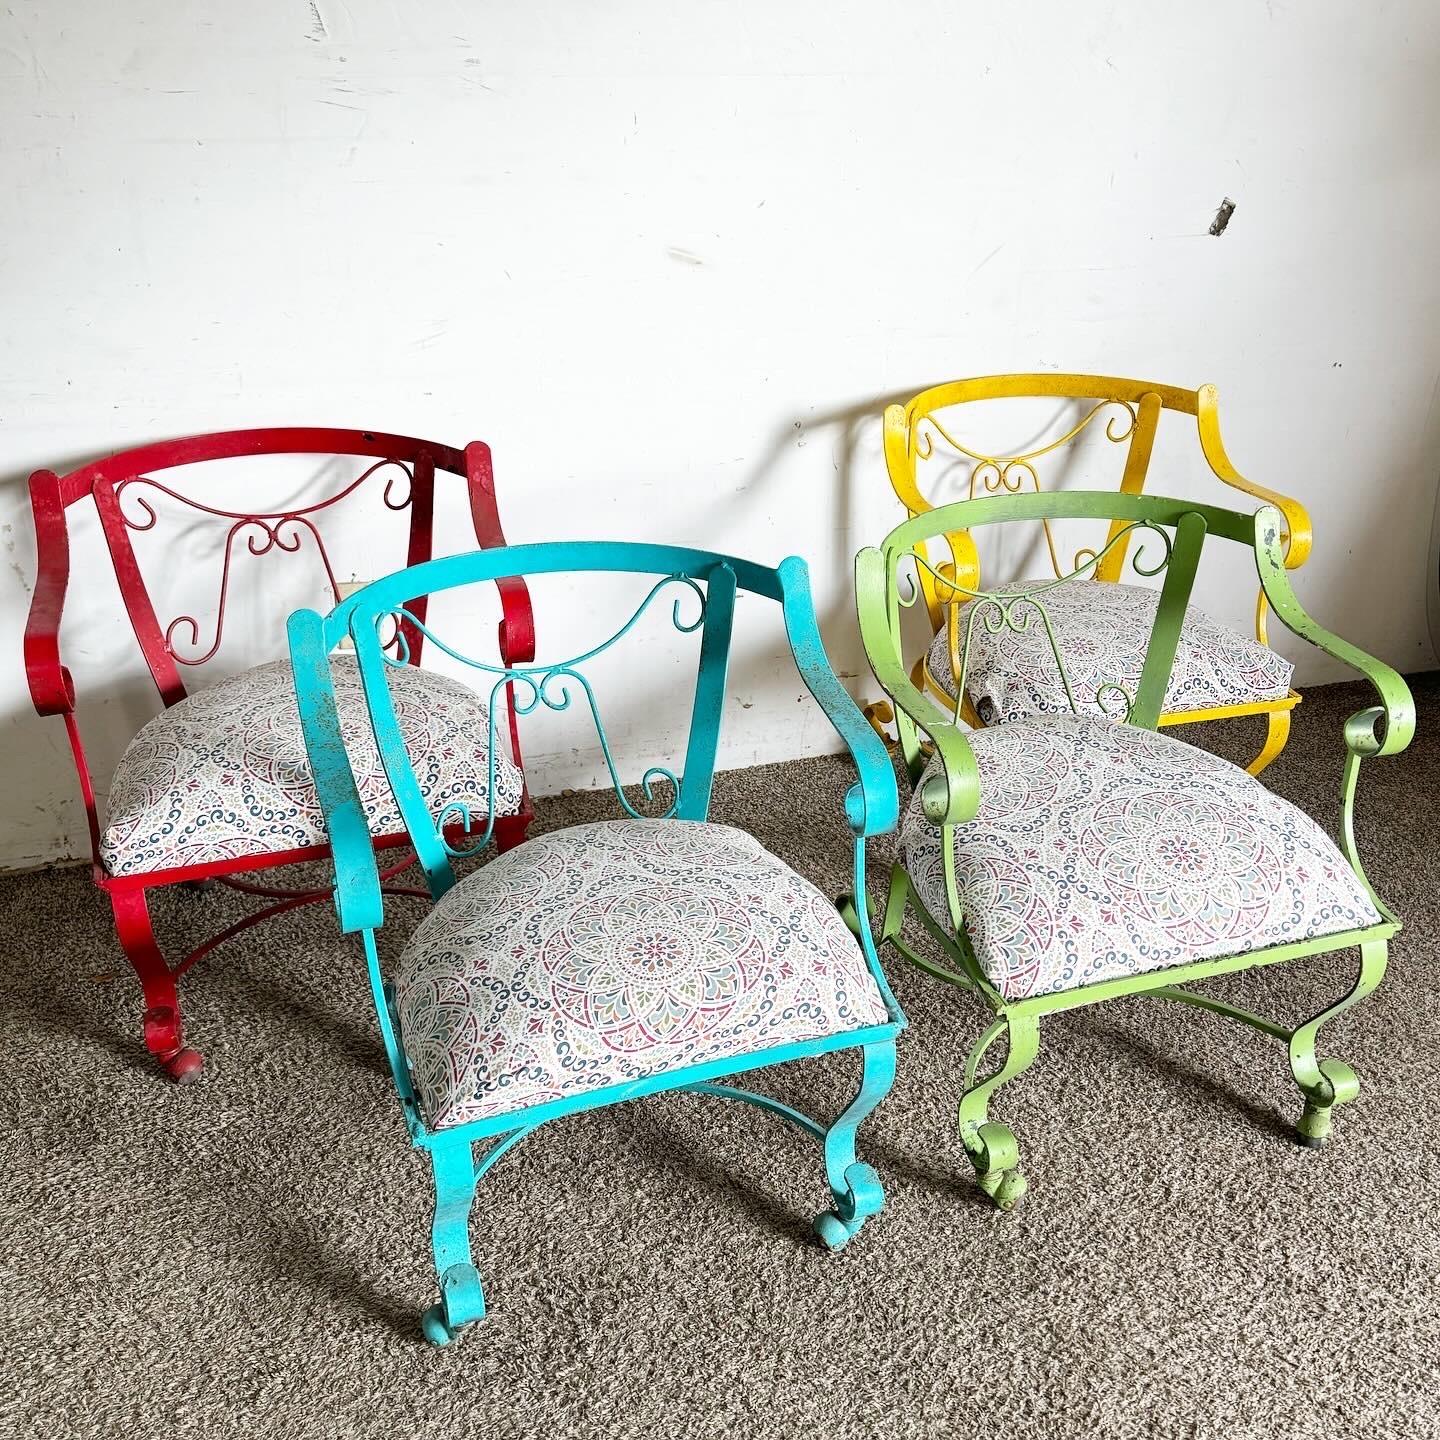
[24, 428, 535, 1082]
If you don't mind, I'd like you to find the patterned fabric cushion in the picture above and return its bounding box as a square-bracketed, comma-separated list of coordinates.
[926, 578, 1293, 722]
[901, 716, 1379, 1001]
[100, 657, 524, 876]
[395, 818, 891, 1130]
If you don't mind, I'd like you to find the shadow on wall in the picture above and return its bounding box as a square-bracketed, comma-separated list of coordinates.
[659, 385, 957, 769]
[760, 386, 940, 721]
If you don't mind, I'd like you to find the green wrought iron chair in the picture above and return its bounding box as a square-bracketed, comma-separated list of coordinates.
[853, 490, 1414, 1211]
[289, 540, 904, 1344]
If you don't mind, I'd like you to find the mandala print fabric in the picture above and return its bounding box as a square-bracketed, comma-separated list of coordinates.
[101, 656, 524, 875]
[902, 715, 1379, 1001]
[926, 578, 1293, 722]
[395, 819, 891, 1130]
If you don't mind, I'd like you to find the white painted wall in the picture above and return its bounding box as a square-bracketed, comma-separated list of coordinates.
[3, 0, 1439, 871]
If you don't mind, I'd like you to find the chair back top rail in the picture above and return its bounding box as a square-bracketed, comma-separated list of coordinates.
[895, 372, 1199, 418]
[47, 426, 474, 505]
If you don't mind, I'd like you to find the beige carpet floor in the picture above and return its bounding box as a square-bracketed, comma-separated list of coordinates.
[2, 675, 1437, 1439]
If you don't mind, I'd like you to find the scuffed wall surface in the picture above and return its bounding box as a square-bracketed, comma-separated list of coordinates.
[2, 0, 1438, 869]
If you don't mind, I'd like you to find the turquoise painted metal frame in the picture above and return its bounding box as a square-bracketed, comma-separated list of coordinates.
[288, 540, 905, 1344]
[855, 492, 1414, 1211]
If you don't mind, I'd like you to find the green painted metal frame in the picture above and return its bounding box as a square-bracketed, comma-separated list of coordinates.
[854, 491, 1414, 1210]
[288, 540, 904, 1344]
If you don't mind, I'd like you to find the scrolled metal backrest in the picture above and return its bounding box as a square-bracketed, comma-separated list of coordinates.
[377, 570, 721, 850]
[48, 428, 491, 707]
[109, 457, 418, 667]
[860, 491, 1265, 787]
[883, 375, 1207, 632]
[289, 541, 815, 934]
[910, 515, 1194, 727]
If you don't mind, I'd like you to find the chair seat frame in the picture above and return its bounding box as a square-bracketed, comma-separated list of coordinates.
[876, 374, 1313, 775]
[856, 489, 1413, 1211]
[23, 427, 535, 1082]
[289, 540, 905, 1344]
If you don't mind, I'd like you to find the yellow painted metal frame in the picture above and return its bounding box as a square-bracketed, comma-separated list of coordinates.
[877, 374, 1312, 775]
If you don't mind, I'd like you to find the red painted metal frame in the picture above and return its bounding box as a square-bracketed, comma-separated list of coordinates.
[24, 427, 535, 1081]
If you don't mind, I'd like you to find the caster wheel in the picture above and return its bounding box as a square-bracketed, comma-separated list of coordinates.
[162, 1048, 204, 1084]
[1296, 1099, 1336, 1149]
[813, 1211, 852, 1253]
[989, 1167, 1028, 1213]
[421, 1303, 456, 1347]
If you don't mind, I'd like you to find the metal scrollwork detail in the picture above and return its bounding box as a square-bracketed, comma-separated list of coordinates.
[1127, 526, 1173, 578]
[367, 575, 707, 854]
[913, 399, 1139, 469]
[1095, 682, 1135, 721]
[380, 574, 705, 673]
[913, 400, 1140, 579]
[117, 460, 416, 666]
[894, 519, 1176, 720]
[970, 592, 1046, 636]
[901, 519, 1172, 617]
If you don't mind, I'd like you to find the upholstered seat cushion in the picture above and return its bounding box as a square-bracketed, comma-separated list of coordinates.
[100, 657, 525, 877]
[394, 819, 891, 1130]
[902, 716, 1380, 1002]
[926, 578, 1293, 723]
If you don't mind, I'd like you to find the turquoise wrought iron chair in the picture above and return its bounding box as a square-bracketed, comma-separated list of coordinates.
[854, 491, 1413, 1211]
[289, 541, 904, 1344]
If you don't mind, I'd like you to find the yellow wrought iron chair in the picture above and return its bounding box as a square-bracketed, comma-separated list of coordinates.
[870, 374, 1311, 775]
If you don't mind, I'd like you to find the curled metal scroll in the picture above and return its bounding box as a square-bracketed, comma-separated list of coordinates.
[895, 520, 1174, 720]
[913, 400, 1139, 578]
[116, 460, 415, 666]
[366, 574, 708, 855]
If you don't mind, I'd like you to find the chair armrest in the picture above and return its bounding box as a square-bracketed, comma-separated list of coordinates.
[288, 608, 385, 934]
[462, 440, 536, 666]
[494, 577, 536, 666]
[1197, 385, 1313, 569]
[1253, 505, 1414, 758]
[776, 556, 898, 839]
[853, 548, 982, 828]
[24, 470, 77, 715]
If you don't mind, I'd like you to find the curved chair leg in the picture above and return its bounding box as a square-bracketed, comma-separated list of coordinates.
[110, 886, 204, 1083]
[957, 1011, 1040, 1211]
[420, 1136, 486, 1346]
[813, 1041, 897, 1252]
[1246, 707, 1291, 777]
[1289, 940, 1387, 1149]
